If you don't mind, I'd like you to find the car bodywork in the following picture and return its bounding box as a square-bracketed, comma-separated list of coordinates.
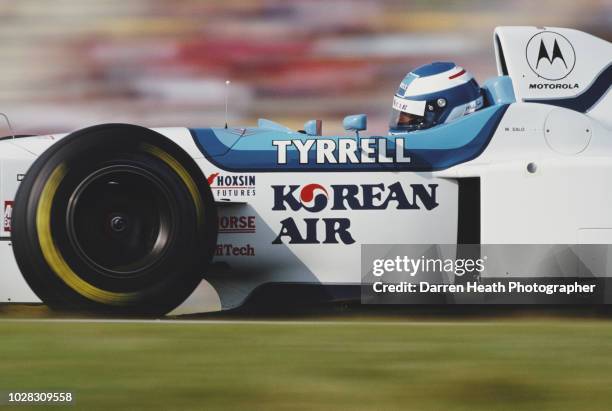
[0, 26, 611, 314]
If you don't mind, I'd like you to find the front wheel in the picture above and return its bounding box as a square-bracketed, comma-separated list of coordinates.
[11, 124, 217, 315]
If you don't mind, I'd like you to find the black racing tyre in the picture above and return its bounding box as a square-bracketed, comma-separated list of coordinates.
[11, 124, 217, 315]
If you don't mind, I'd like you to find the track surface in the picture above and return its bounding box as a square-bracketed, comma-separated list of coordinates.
[2, 317, 612, 410]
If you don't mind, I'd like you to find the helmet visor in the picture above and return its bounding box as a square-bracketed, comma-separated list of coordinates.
[389, 96, 427, 132]
[389, 109, 424, 130]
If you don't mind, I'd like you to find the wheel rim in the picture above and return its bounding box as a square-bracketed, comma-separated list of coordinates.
[66, 164, 175, 278]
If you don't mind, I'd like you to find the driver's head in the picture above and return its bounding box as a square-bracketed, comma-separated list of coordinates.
[389, 62, 483, 134]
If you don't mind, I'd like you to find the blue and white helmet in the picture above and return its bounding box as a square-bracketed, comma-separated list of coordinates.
[389, 62, 483, 134]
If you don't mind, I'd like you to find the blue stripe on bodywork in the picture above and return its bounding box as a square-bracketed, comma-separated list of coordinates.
[190, 104, 508, 172]
[189, 127, 243, 156]
[524, 64, 612, 112]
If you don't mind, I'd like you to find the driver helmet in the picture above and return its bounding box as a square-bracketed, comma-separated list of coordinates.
[389, 62, 483, 134]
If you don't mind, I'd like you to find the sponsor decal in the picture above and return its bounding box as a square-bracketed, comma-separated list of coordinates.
[215, 243, 255, 257]
[273, 217, 355, 245]
[207, 172, 219, 185]
[218, 215, 256, 234]
[392, 97, 426, 116]
[528, 83, 578, 90]
[207, 172, 256, 197]
[272, 182, 439, 212]
[272, 138, 411, 165]
[271, 183, 438, 245]
[3, 201, 13, 232]
[526, 31, 578, 88]
[462, 96, 484, 115]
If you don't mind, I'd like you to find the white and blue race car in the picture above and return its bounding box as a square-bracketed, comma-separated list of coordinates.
[0, 26, 610, 315]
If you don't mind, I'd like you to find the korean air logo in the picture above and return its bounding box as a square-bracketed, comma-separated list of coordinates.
[299, 184, 329, 212]
[526, 31, 576, 81]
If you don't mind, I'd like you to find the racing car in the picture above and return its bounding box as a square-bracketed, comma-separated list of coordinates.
[0, 26, 610, 315]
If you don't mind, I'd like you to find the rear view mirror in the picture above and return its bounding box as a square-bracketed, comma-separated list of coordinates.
[343, 114, 367, 135]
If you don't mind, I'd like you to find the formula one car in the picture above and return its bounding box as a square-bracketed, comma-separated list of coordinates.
[0, 26, 610, 315]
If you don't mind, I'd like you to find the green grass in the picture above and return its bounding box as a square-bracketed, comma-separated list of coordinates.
[1, 319, 612, 410]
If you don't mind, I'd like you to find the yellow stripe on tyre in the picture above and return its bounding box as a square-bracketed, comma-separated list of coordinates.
[140, 143, 204, 225]
[36, 163, 139, 305]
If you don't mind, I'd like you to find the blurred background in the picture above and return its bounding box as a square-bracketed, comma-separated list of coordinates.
[0, 0, 609, 136]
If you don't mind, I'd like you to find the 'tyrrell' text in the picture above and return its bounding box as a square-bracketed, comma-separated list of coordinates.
[273, 138, 411, 164]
